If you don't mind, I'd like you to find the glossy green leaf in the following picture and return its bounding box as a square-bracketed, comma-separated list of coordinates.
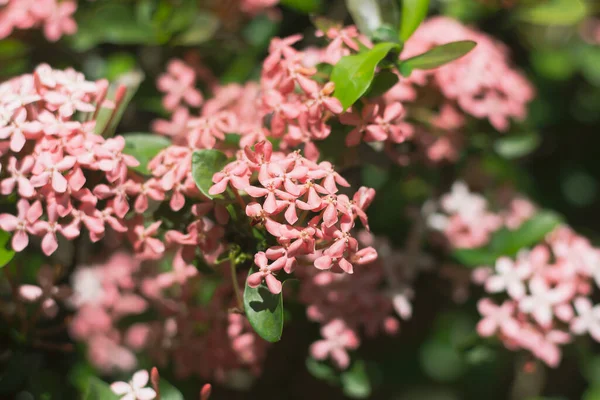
[0, 230, 15, 268]
[123, 134, 171, 175]
[398, 40, 476, 76]
[280, 0, 322, 13]
[331, 42, 401, 109]
[365, 69, 399, 98]
[243, 268, 284, 343]
[494, 132, 541, 159]
[174, 12, 220, 45]
[517, 0, 587, 26]
[191, 149, 228, 200]
[341, 360, 372, 399]
[399, 0, 430, 41]
[158, 378, 184, 400]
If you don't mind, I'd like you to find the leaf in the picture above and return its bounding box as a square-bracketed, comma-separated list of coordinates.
[398, 40, 476, 76]
[365, 69, 399, 98]
[191, 149, 228, 200]
[280, 0, 322, 13]
[310, 16, 343, 33]
[340, 360, 372, 399]
[158, 378, 184, 400]
[452, 210, 563, 267]
[306, 357, 340, 385]
[174, 12, 220, 45]
[399, 0, 430, 41]
[331, 42, 401, 109]
[494, 132, 541, 159]
[345, 0, 383, 36]
[83, 377, 119, 400]
[0, 230, 15, 268]
[243, 268, 284, 343]
[517, 0, 587, 26]
[123, 134, 171, 175]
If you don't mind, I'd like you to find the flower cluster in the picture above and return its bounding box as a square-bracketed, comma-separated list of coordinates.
[210, 140, 378, 294]
[427, 181, 535, 248]
[473, 226, 600, 367]
[0, 0, 77, 41]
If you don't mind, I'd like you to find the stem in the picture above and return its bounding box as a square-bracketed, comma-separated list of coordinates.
[231, 187, 246, 209]
[229, 252, 244, 312]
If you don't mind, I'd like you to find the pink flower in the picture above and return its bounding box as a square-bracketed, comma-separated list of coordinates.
[484, 257, 531, 299]
[570, 297, 600, 341]
[132, 221, 165, 260]
[0, 199, 42, 252]
[519, 278, 575, 327]
[30, 152, 76, 193]
[310, 319, 359, 369]
[247, 252, 286, 294]
[1, 156, 35, 197]
[157, 59, 203, 111]
[110, 370, 156, 400]
[43, 0, 77, 42]
[476, 298, 519, 338]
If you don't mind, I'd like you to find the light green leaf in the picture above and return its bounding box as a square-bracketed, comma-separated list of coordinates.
[83, 377, 119, 400]
[123, 134, 171, 175]
[158, 378, 184, 400]
[191, 149, 228, 200]
[280, 0, 322, 13]
[0, 230, 15, 268]
[243, 268, 284, 343]
[331, 42, 401, 109]
[517, 0, 587, 26]
[345, 0, 384, 36]
[399, 0, 430, 41]
[174, 12, 220, 45]
[341, 360, 371, 399]
[494, 132, 541, 159]
[398, 40, 476, 76]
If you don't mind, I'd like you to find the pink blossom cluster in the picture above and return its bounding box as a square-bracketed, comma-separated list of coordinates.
[398, 17, 535, 132]
[427, 181, 535, 249]
[0, 64, 148, 256]
[69, 252, 268, 382]
[240, 0, 279, 15]
[473, 226, 600, 367]
[299, 231, 427, 369]
[0, 0, 77, 41]
[209, 139, 378, 294]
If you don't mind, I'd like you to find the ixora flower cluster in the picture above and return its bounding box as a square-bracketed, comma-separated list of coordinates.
[0, 0, 77, 41]
[429, 182, 600, 367]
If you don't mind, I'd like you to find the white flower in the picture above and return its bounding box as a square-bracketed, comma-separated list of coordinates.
[110, 370, 156, 400]
[69, 267, 104, 307]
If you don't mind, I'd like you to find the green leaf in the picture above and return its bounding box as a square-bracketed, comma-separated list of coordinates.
[494, 132, 541, 159]
[158, 378, 184, 400]
[341, 360, 372, 399]
[123, 134, 171, 175]
[173, 12, 220, 45]
[243, 268, 284, 343]
[83, 377, 119, 400]
[280, 0, 322, 13]
[399, 0, 430, 41]
[398, 40, 476, 76]
[191, 149, 228, 200]
[306, 357, 340, 385]
[345, 0, 383, 36]
[365, 69, 399, 98]
[517, 0, 587, 26]
[452, 211, 563, 267]
[0, 230, 15, 268]
[331, 42, 401, 109]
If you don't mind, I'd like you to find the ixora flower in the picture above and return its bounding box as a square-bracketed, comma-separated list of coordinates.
[110, 370, 156, 400]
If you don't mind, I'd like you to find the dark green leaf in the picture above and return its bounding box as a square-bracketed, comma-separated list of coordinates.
[399, 0, 430, 41]
[331, 42, 401, 109]
[0, 230, 15, 268]
[341, 360, 372, 399]
[398, 40, 476, 76]
[191, 149, 228, 200]
[365, 70, 399, 98]
[306, 357, 339, 385]
[123, 134, 171, 175]
[158, 378, 184, 400]
[280, 0, 322, 13]
[243, 268, 284, 342]
[452, 248, 498, 268]
[494, 132, 541, 159]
